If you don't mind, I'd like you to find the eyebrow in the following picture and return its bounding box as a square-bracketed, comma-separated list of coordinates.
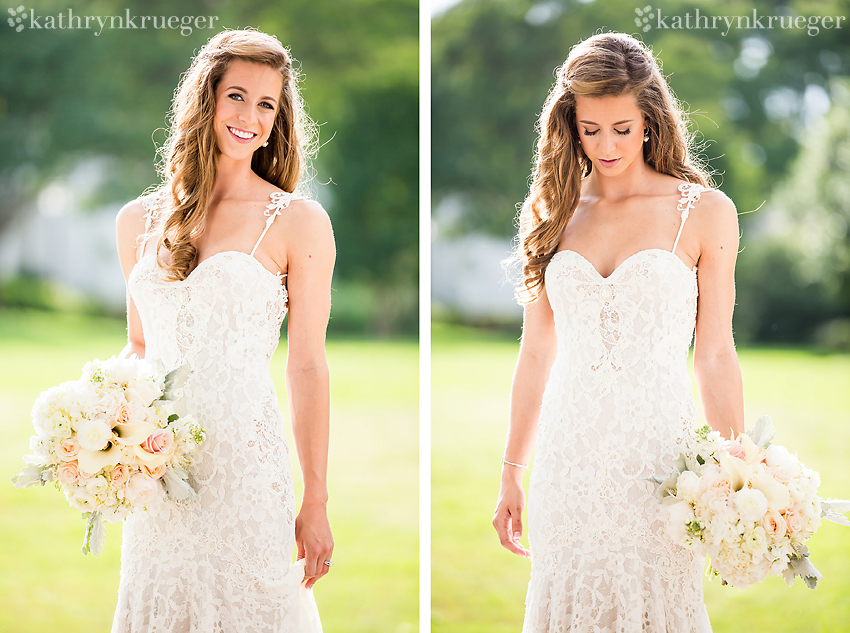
[225, 86, 278, 103]
[578, 119, 634, 126]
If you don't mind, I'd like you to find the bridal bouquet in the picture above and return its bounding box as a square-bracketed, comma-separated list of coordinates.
[11, 356, 205, 557]
[650, 416, 850, 589]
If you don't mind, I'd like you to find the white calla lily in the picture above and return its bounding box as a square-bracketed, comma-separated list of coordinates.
[751, 471, 792, 511]
[719, 451, 752, 491]
[114, 422, 158, 445]
[132, 444, 170, 468]
[77, 443, 123, 474]
[739, 432, 762, 465]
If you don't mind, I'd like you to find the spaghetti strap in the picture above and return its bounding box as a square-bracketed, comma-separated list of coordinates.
[137, 191, 162, 260]
[672, 182, 704, 255]
[250, 191, 300, 257]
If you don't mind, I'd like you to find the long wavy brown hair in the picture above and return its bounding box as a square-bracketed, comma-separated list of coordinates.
[514, 32, 713, 304]
[141, 28, 317, 281]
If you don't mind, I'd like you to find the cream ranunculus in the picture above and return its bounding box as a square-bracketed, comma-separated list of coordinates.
[85, 475, 110, 496]
[76, 418, 113, 452]
[68, 488, 98, 512]
[742, 526, 769, 562]
[732, 488, 768, 523]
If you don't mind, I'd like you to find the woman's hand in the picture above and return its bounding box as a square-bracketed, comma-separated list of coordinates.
[493, 474, 531, 558]
[295, 498, 334, 589]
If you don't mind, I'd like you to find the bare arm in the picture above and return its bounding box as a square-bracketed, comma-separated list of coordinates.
[281, 200, 335, 588]
[692, 190, 745, 440]
[115, 199, 149, 360]
[492, 287, 558, 557]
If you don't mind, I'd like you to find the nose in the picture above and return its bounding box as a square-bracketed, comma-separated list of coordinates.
[236, 105, 257, 127]
[601, 131, 617, 155]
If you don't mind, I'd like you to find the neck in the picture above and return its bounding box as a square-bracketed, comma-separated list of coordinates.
[211, 152, 256, 204]
[585, 156, 653, 201]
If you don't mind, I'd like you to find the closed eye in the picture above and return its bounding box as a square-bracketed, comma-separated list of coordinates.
[582, 128, 631, 136]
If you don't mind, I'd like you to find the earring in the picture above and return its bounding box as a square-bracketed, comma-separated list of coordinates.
[643, 130, 650, 142]
[262, 140, 269, 147]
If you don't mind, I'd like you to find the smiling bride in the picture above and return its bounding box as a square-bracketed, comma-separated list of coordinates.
[113, 28, 334, 632]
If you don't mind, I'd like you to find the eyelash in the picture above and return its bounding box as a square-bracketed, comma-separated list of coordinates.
[583, 129, 631, 136]
[228, 93, 274, 110]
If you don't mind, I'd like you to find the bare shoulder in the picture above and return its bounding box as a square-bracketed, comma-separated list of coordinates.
[277, 197, 335, 246]
[690, 187, 740, 258]
[115, 198, 149, 249]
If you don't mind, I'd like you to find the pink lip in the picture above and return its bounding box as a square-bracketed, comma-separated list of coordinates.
[598, 158, 620, 168]
[227, 125, 258, 144]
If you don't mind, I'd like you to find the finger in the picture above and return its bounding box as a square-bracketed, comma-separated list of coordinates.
[305, 546, 322, 579]
[511, 511, 523, 542]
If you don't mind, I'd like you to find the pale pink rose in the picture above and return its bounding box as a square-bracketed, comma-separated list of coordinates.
[110, 464, 130, 488]
[708, 471, 733, 493]
[57, 461, 80, 485]
[57, 437, 80, 461]
[785, 510, 806, 534]
[772, 468, 791, 484]
[114, 401, 131, 427]
[722, 439, 746, 461]
[142, 429, 175, 455]
[143, 464, 167, 479]
[762, 509, 787, 540]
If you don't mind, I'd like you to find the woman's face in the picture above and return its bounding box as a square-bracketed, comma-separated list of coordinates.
[213, 59, 283, 161]
[574, 93, 647, 176]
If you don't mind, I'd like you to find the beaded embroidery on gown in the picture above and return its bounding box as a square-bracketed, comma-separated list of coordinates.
[112, 189, 322, 633]
[523, 183, 713, 633]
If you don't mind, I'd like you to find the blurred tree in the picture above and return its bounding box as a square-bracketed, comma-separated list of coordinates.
[735, 79, 850, 345]
[432, 0, 850, 342]
[0, 0, 418, 334]
[432, 0, 850, 234]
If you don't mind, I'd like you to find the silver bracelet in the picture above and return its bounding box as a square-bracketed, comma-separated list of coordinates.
[502, 457, 528, 469]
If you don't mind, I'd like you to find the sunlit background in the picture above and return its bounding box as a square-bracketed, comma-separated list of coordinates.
[431, 0, 850, 632]
[0, 1, 418, 631]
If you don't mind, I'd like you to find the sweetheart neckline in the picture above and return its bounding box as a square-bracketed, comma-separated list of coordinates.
[131, 249, 285, 287]
[550, 248, 696, 281]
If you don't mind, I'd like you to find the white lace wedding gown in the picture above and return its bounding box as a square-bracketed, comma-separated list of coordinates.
[523, 183, 713, 632]
[112, 189, 322, 633]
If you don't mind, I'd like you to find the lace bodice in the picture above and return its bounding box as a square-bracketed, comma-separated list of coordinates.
[522, 183, 712, 632]
[112, 189, 321, 633]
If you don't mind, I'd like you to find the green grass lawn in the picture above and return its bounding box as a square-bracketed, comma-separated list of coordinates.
[432, 323, 850, 633]
[0, 309, 418, 633]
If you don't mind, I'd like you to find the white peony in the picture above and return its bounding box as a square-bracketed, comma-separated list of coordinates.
[732, 488, 768, 523]
[665, 501, 696, 546]
[129, 378, 163, 406]
[76, 419, 113, 452]
[765, 445, 800, 473]
[676, 471, 701, 500]
[124, 473, 165, 508]
[37, 410, 73, 439]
